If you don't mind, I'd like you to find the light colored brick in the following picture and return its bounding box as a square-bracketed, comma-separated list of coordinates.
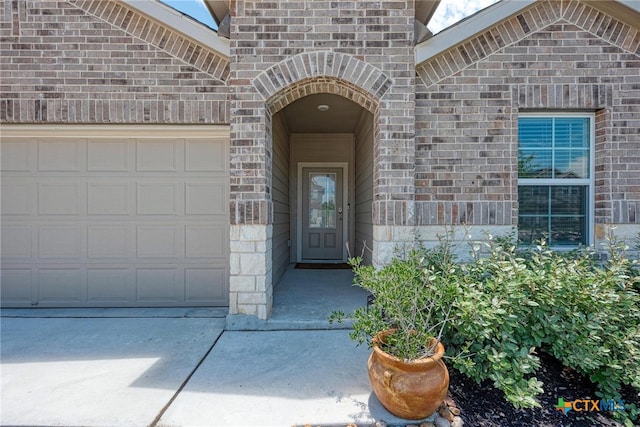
[238, 292, 267, 305]
[240, 253, 267, 276]
[229, 276, 256, 292]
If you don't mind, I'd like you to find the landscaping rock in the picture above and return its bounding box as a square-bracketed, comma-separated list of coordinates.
[434, 414, 451, 427]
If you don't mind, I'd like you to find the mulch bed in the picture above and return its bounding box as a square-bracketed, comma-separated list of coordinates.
[448, 351, 637, 427]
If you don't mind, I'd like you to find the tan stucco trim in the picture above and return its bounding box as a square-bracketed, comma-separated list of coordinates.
[1, 125, 231, 139]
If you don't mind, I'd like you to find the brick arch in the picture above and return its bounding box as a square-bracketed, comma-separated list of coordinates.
[253, 51, 391, 109]
[266, 76, 379, 115]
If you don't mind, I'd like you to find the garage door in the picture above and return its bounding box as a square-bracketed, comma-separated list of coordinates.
[1, 126, 229, 307]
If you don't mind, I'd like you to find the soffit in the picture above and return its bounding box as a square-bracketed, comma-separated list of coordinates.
[124, 0, 229, 57]
[416, 0, 640, 66]
[204, 0, 229, 25]
[416, 0, 441, 25]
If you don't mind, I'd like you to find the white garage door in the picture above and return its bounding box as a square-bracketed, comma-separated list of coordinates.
[1, 126, 230, 307]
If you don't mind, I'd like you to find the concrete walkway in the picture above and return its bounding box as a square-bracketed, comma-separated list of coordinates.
[1, 308, 437, 427]
[0, 269, 437, 426]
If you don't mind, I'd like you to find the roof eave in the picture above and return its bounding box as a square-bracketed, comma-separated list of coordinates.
[203, 0, 230, 26]
[415, 0, 536, 66]
[416, 0, 640, 67]
[123, 0, 229, 58]
[416, 0, 441, 26]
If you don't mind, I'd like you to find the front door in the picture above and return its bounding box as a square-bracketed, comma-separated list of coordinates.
[301, 167, 344, 261]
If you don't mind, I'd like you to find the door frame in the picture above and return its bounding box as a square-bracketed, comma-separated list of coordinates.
[296, 162, 349, 262]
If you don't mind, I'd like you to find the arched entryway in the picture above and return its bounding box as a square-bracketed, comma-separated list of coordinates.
[228, 51, 415, 322]
[264, 90, 375, 324]
[270, 92, 375, 278]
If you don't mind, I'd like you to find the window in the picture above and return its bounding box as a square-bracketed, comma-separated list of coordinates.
[517, 114, 594, 246]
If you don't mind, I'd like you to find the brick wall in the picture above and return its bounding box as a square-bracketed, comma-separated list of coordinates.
[415, 0, 640, 228]
[229, 0, 417, 227]
[0, 0, 229, 124]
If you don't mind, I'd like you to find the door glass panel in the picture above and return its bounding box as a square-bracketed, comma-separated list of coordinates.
[308, 173, 336, 229]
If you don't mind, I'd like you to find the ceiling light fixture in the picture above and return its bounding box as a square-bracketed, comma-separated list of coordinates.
[317, 104, 329, 112]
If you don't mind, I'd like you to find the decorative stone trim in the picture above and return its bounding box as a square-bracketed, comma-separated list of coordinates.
[229, 224, 273, 319]
[372, 225, 515, 265]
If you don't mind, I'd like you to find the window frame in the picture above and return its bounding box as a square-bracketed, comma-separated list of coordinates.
[517, 112, 595, 247]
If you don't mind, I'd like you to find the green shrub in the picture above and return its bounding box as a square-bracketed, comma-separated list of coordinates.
[336, 230, 640, 422]
[330, 251, 454, 362]
[522, 238, 640, 425]
[433, 233, 640, 420]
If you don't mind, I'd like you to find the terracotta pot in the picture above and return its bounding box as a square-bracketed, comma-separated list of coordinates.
[368, 329, 449, 420]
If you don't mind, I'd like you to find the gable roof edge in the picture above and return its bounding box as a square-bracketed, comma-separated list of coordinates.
[416, 0, 536, 66]
[123, 0, 229, 58]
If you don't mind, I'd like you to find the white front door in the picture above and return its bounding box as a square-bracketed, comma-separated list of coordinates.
[300, 167, 345, 261]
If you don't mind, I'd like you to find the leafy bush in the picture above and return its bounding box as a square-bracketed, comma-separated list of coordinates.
[523, 237, 640, 425]
[330, 251, 453, 361]
[336, 230, 640, 421]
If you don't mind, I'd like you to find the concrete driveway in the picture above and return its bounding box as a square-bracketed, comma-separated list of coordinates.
[0, 309, 436, 427]
[1, 309, 226, 427]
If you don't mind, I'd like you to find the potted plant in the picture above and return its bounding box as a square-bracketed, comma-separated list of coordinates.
[331, 248, 452, 420]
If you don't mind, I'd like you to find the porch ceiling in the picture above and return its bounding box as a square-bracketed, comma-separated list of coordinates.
[280, 94, 365, 134]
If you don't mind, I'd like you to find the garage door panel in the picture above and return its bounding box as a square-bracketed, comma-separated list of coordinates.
[38, 182, 82, 215]
[88, 226, 131, 259]
[186, 182, 226, 215]
[136, 141, 178, 172]
[38, 225, 82, 259]
[137, 183, 179, 215]
[137, 225, 179, 258]
[1, 130, 229, 307]
[2, 181, 33, 215]
[38, 268, 83, 303]
[185, 140, 227, 172]
[1, 140, 31, 171]
[87, 268, 130, 302]
[1, 225, 33, 258]
[87, 140, 130, 172]
[0, 269, 33, 303]
[88, 183, 130, 215]
[185, 268, 227, 302]
[185, 225, 225, 258]
[38, 140, 83, 172]
[136, 268, 180, 301]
